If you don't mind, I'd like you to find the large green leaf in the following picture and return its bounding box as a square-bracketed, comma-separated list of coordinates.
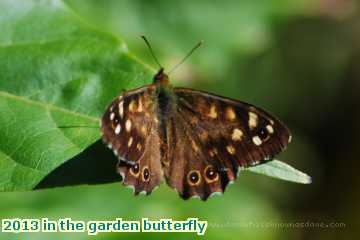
[0, 0, 310, 192]
[0, 0, 153, 191]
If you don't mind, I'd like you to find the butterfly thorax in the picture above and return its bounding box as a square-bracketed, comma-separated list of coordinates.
[153, 68, 175, 117]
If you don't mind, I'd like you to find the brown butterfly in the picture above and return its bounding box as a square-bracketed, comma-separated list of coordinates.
[101, 37, 291, 200]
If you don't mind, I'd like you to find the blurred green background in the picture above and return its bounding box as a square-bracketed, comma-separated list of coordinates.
[0, 0, 357, 239]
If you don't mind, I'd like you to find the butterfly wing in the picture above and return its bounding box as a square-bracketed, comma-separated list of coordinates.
[163, 87, 291, 200]
[162, 116, 231, 200]
[101, 85, 162, 194]
[116, 127, 162, 195]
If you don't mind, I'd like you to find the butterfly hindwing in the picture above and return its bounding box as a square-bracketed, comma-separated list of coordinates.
[162, 116, 229, 200]
[117, 126, 162, 195]
[162, 87, 291, 200]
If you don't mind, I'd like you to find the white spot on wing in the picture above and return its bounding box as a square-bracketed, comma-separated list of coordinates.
[125, 119, 132, 132]
[115, 124, 121, 135]
[209, 192, 223, 198]
[113, 149, 118, 156]
[190, 195, 201, 199]
[252, 136, 262, 146]
[119, 101, 124, 118]
[266, 125, 274, 134]
[110, 112, 115, 121]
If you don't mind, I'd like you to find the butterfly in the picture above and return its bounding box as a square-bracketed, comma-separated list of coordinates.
[101, 37, 291, 200]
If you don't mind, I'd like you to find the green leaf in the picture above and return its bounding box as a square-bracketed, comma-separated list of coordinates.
[0, 0, 311, 191]
[0, 0, 152, 191]
[248, 159, 312, 184]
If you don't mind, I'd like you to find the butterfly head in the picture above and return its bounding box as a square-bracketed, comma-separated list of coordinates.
[153, 68, 170, 86]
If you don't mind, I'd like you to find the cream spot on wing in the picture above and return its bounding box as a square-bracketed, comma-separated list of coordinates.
[191, 140, 199, 152]
[115, 124, 121, 135]
[119, 101, 124, 118]
[266, 125, 274, 134]
[226, 107, 236, 121]
[248, 112, 258, 129]
[207, 104, 218, 119]
[141, 126, 147, 135]
[129, 100, 135, 112]
[226, 145, 236, 155]
[137, 98, 143, 112]
[231, 128, 243, 141]
[110, 112, 115, 121]
[125, 119, 132, 132]
[136, 143, 142, 151]
[128, 137, 133, 147]
[252, 136, 262, 146]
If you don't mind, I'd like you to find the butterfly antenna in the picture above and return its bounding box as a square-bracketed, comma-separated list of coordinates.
[168, 40, 203, 75]
[141, 35, 163, 69]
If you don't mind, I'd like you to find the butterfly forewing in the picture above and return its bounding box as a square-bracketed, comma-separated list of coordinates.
[102, 85, 154, 162]
[161, 87, 291, 200]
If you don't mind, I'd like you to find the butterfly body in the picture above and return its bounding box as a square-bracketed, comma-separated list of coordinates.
[101, 69, 291, 200]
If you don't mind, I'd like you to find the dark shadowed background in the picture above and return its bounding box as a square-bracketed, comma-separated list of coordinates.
[0, 0, 358, 239]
